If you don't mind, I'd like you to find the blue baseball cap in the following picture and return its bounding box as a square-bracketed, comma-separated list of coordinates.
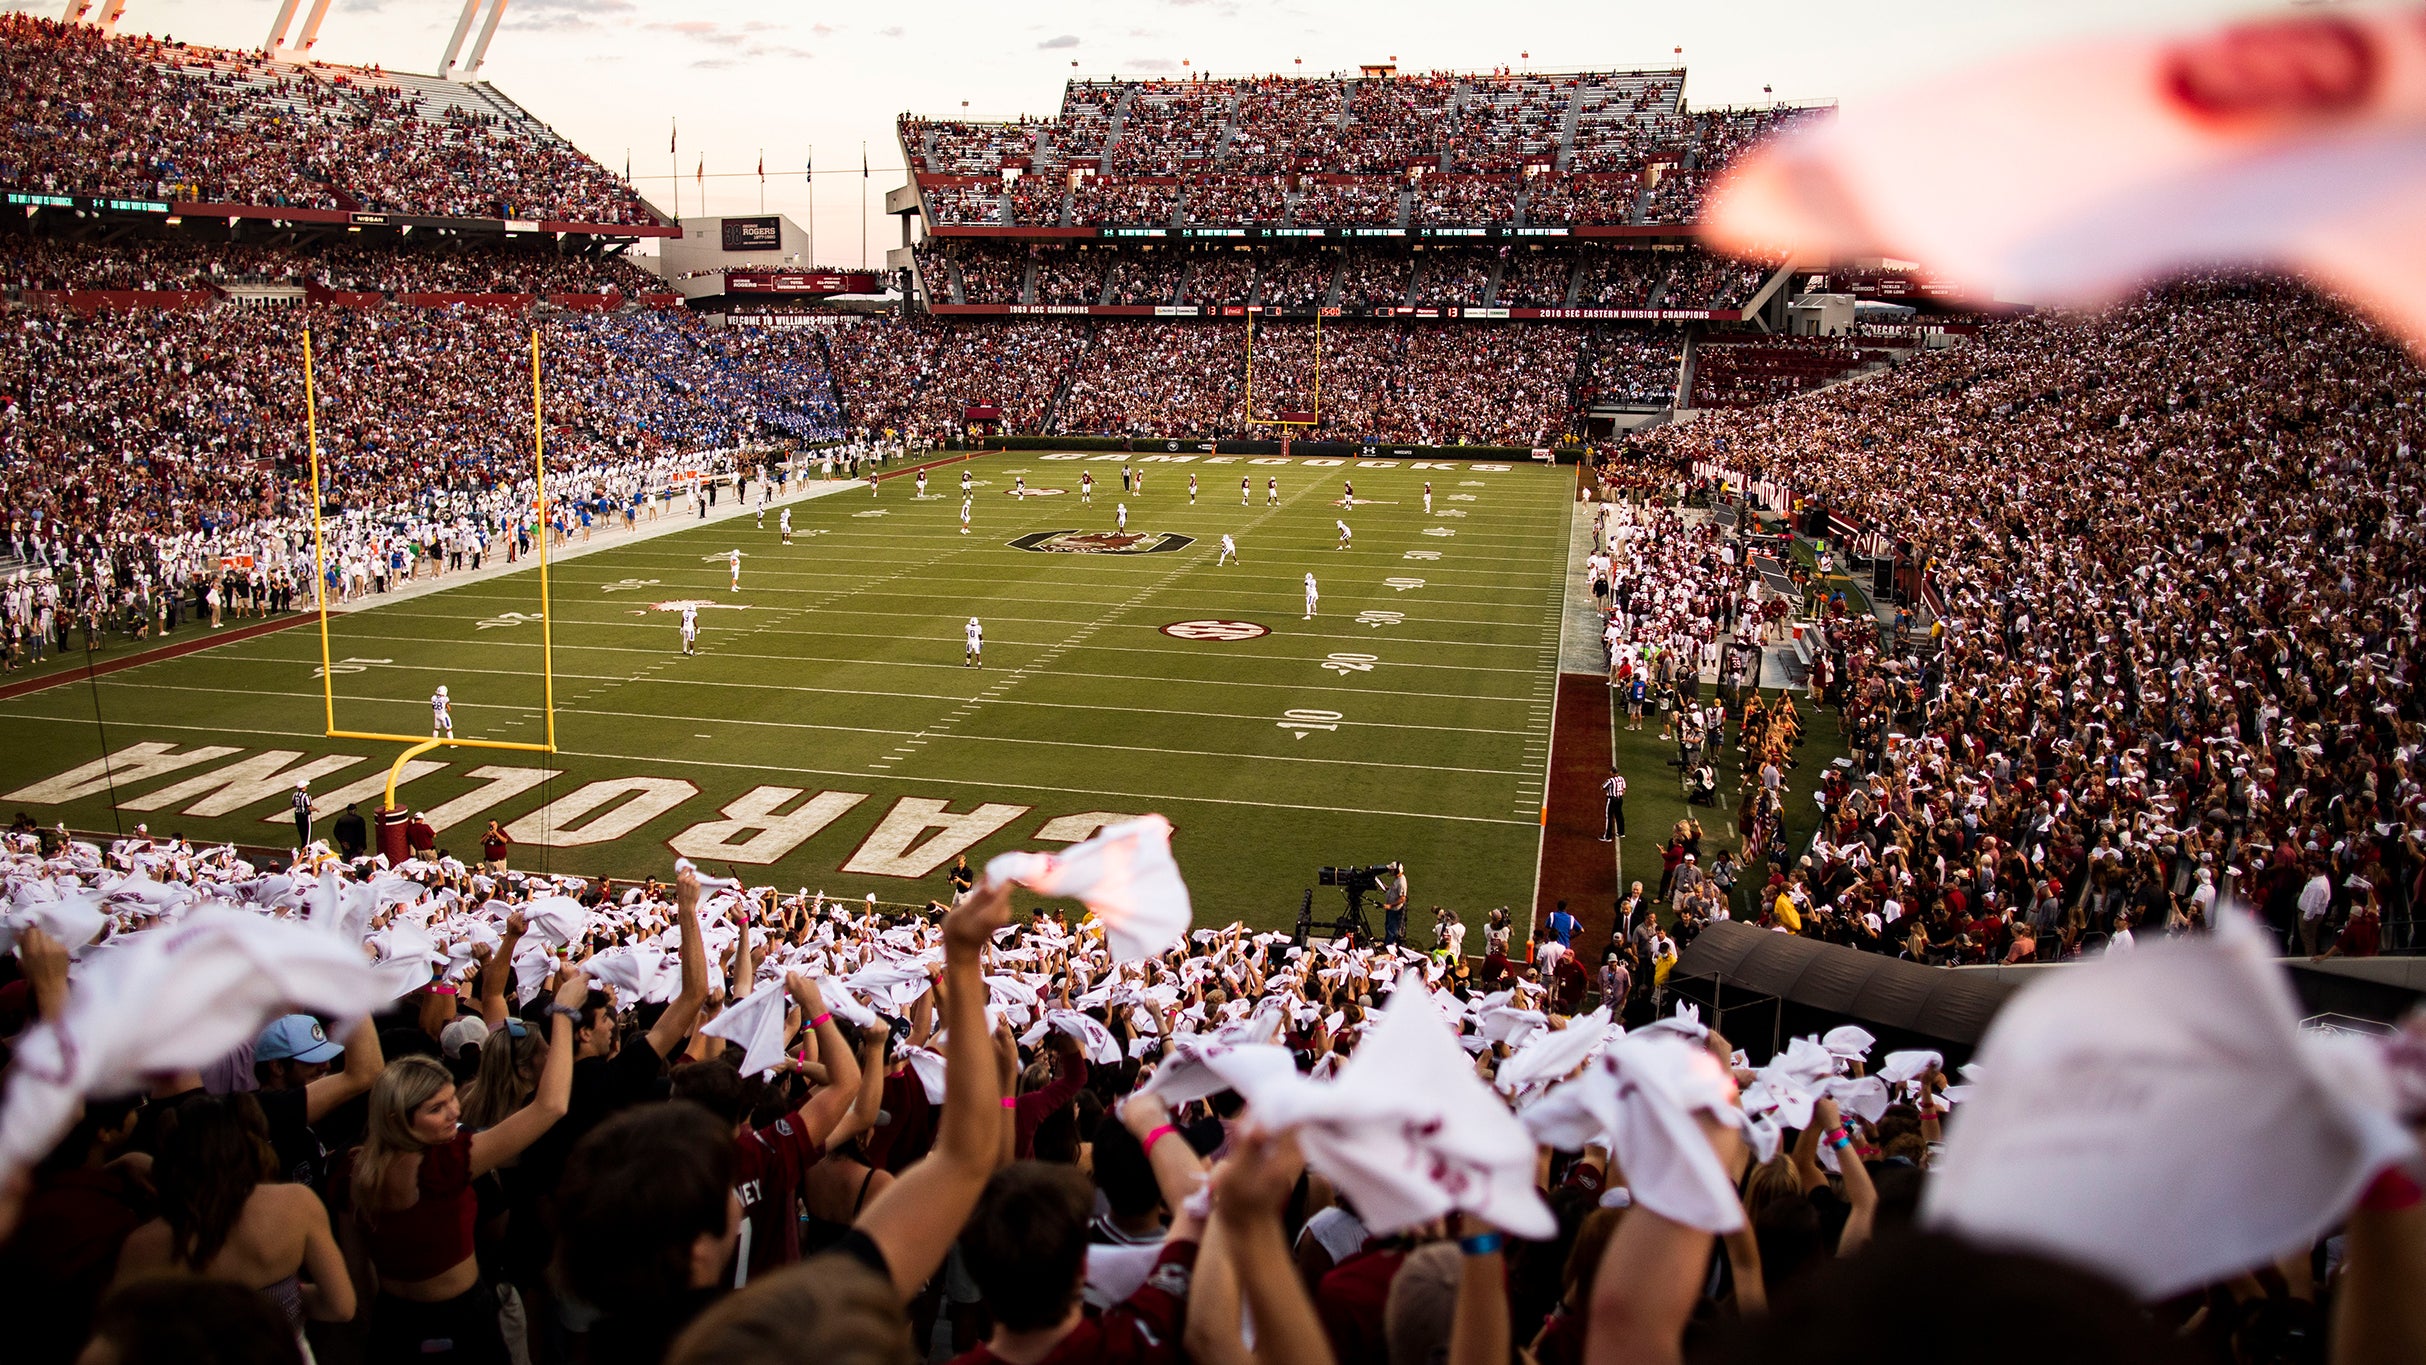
[256, 1014, 343, 1065]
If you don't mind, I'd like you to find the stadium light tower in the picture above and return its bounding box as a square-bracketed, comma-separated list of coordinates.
[261, 0, 301, 55]
[94, 0, 128, 32]
[464, 0, 511, 78]
[439, 0, 482, 76]
[296, 0, 335, 54]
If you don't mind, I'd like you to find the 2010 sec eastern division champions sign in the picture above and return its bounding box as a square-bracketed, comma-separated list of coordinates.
[1009, 530, 1195, 555]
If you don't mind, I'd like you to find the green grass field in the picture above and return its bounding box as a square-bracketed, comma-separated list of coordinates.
[0, 453, 1575, 928]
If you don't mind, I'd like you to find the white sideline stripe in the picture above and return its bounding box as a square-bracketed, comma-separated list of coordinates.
[2, 714, 1532, 827]
[90, 652, 1547, 703]
[330, 612, 1556, 655]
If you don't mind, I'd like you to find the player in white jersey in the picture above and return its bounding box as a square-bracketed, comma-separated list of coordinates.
[1217, 534, 1238, 566]
[1015, 475, 1026, 500]
[960, 496, 973, 534]
[1266, 477, 1279, 506]
[916, 469, 928, 498]
[728, 549, 742, 592]
[1134, 469, 1145, 497]
[431, 685, 454, 737]
[779, 508, 793, 544]
[1335, 519, 1352, 551]
[964, 616, 983, 668]
[1116, 503, 1128, 532]
[680, 605, 699, 656]
[1188, 474, 1198, 505]
[755, 500, 766, 530]
[1303, 573, 1319, 619]
[1423, 481, 1433, 515]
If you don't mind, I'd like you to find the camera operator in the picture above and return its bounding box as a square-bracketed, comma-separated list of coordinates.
[1380, 862, 1410, 947]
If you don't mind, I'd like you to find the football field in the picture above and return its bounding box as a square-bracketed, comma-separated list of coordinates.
[0, 452, 1575, 929]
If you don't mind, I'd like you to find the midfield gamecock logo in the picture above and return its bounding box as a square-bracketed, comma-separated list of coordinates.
[1010, 530, 1196, 555]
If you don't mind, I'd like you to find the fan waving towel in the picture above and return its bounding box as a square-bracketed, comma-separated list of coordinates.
[702, 982, 792, 1078]
[1241, 969, 1556, 1240]
[1703, 6, 2426, 357]
[983, 815, 1192, 962]
[0, 907, 393, 1192]
[1922, 916, 2417, 1299]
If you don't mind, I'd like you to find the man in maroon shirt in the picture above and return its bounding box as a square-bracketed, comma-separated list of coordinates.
[670, 973, 872, 1283]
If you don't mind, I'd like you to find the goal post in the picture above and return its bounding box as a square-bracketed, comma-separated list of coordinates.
[301, 326, 560, 820]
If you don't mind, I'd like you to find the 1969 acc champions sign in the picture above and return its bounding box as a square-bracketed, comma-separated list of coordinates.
[1161, 620, 1270, 641]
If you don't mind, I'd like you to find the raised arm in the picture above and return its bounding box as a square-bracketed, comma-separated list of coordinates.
[645, 869, 710, 1059]
[829, 1025, 888, 1150]
[1585, 1115, 1747, 1365]
[478, 911, 526, 1028]
[783, 973, 861, 1145]
[1212, 1126, 1333, 1365]
[1450, 1216, 1510, 1365]
[851, 879, 1008, 1301]
[303, 1015, 385, 1125]
[1120, 1091, 1207, 1242]
[470, 966, 586, 1176]
[2332, 1168, 2426, 1365]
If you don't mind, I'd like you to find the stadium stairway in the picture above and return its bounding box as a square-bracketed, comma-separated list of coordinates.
[1554, 84, 1585, 170]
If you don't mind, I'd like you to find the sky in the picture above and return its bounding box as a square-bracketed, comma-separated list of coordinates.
[18, 0, 2299, 265]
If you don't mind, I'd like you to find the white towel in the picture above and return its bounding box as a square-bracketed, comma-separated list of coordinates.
[984, 816, 1192, 962]
[1703, 5, 2426, 358]
[702, 983, 792, 1078]
[1233, 969, 1555, 1240]
[1923, 917, 2418, 1298]
[0, 907, 392, 1190]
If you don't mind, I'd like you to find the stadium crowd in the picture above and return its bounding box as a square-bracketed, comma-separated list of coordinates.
[1644, 275, 2426, 962]
[0, 237, 657, 298]
[0, 16, 655, 225]
[0, 789, 2421, 1365]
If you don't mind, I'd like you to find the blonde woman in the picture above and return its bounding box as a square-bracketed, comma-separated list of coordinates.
[354, 967, 587, 1365]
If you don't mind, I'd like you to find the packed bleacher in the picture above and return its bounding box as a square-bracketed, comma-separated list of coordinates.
[1642, 275, 2422, 964]
[907, 68, 1824, 227]
[0, 15, 657, 226]
[1686, 336, 1885, 408]
[0, 275, 845, 599]
[0, 235, 657, 297]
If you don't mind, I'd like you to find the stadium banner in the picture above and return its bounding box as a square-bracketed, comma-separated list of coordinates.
[721, 216, 783, 251]
[923, 222, 1691, 241]
[21, 289, 216, 312]
[395, 292, 535, 310]
[6, 184, 678, 238]
[725, 270, 882, 295]
[303, 281, 385, 308]
[930, 303, 1737, 322]
[546, 292, 625, 312]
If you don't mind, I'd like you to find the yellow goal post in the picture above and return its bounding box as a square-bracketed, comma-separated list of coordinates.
[302, 327, 560, 815]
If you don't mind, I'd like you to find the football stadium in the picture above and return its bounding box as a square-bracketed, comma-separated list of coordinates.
[2, 4, 2424, 1364]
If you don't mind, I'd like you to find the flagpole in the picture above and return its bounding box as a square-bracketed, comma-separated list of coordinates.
[671, 116, 679, 222]
[759, 148, 765, 214]
[860, 140, 869, 270]
[807, 146, 815, 266]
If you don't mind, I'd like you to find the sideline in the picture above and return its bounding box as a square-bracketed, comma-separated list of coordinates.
[0, 469, 880, 702]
